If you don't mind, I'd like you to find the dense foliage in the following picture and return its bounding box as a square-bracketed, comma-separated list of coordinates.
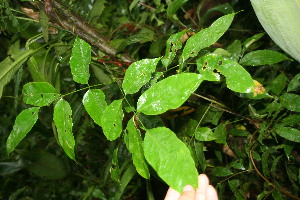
[1, 0, 300, 199]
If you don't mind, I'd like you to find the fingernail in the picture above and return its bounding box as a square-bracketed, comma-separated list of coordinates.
[183, 185, 194, 192]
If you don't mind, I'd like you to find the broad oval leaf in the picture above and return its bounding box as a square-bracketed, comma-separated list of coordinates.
[287, 73, 300, 92]
[122, 58, 161, 94]
[23, 82, 60, 106]
[212, 166, 233, 177]
[144, 127, 198, 192]
[180, 13, 235, 65]
[69, 37, 91, 84]
[240, 50, 291, 66]
[280, 93, 300, 112]
[101, 99, 124, 141]
[82, 89, 107, 126]
[137, 73, 203, 115]
[53, 99, 76, 161]
[125, 117, 150, 179]
[6, 107, 40, 154]
[275, 126, 300, 143]
[197, 54, 256, 93]
[195, 127, 217, 141]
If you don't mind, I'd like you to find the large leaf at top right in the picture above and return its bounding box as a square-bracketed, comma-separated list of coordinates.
[180, 13, 235, 65]
[197, 54, 256, 93]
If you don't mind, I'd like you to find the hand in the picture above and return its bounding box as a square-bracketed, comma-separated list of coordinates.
[164, 174, 218, 200]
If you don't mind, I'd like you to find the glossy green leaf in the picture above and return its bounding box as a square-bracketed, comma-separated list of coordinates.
[126, 117, 150, 179]
[280, 93, 300, 112]
[101, 99, 124, 141]
[275, 126, 300, 143]
[212, 166, 233, 177]
[167, 0, 188, 18]
[180, 13, 235, 65]
[162, 31, 186, 68]
[22, 82, 60, 107]
[69, 37, 91, 84]
[195, 127, 216, 141]
[240, 50, 291, 66]
[82, 89, 107, 126]
[197, 54, 255, 93]
[137, 73, 203, 115]
[144, 127, 198, 192]
[122, 58, 161, 94]
[243, 33, 265, 49]
[227, 40, 242, 61]
[6, 107, 40, 154]
[287, 73, 300, 92]
[53, 99, 76, 161]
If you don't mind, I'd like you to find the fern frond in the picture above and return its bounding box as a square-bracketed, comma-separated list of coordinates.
[0, 0, 20, 31]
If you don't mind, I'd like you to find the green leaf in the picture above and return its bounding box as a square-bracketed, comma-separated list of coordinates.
[101, 99, 124, 141]
[197, 54, 255, 93]
[227, 40, 242, 61]
[125, 117, 150, 179]
[22, 82, 60, 107]
[280, 93, 300, 112]
[162, 31, 186, 68]
[240, 50, 291, 66]
[275, 126, 300, 143]
[215, 123, 227, 144]
[82, 89, 107, 126]
[167, 0, 188, 18]
[6, 107, 40, 154]
[180, 13, 235, 65]
[53, 99, 76, 161]
[212, 166, 233, 177]
[0, 162, 22, 176]
[144, 127, 198, 192]
[122, 58, 161, 94]
[113, 164, 136, 200]
[270, 73, 287, 96]
[69, 37, 91, 84]
[195, 127, 216, 141]
[111, 148, 120, 182]
[287, 73, 300, 92]
[199, 3, 234, 25]
[27, 57, 46, 82]
[243, 33, 265, 50]
[228, 179, 244, 200]
[137, 73, 203, 115]
[0, 49, 34, 99]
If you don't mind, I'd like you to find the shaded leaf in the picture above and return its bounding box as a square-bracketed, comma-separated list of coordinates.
[275, 126, 300, 143]
[287, 73, 300, 92]
[6, 107, 40, 154]
[240, 50, 291, 66]
[82, 89, 107, 126]
[144, 127, 198, 192]
[53, 99, 76, 161]
[228, 179, 244, 200]
[195, 127, 216, 141]
[125, 117, 150, 179]
[101, 99, 124, 141]
[137, 73, 203, 115]
[69, 37, 91, 84]
[0, 162, 22, 176]
[243, 33, 265, 50]
[122, 58, 161, 94]
[280, 93, 300, 112]
[22, 82, 60, 107]
[215, 123, 227, 144]
[180, 13, 235, 65]
[113, 164, 136, 200]
[167, 0, 188, 18]
[227, 40, 242, 61]
[270, 73, 287, 96]
[212, 166, 233, 177]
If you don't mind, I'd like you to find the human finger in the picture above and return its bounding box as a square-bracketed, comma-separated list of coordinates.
[205, 185, 218, 200]
[178, 185, 196, 200]
[164, 187, 180, 200]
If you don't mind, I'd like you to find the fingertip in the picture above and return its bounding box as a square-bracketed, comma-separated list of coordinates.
[206, 185, 218, 200]
[164, 187, 180, 200]
[197, 174, 209, 193]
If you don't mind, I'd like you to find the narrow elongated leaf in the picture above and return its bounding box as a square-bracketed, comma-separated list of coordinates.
[6, 107, 40, 154]
[126, 117, 150, 179]
[69, 37, 91, 84]
[22, 82, 60, 106]
[144, 127, 198, 192]
[53, 99, 76, 161]
[180, 13, 235, 65]
[197, 54, 256, 93]
[212, 166, 233, 176]
[240, 50, 291, 66]
[167, 0, 188, 18]
[101, 99, 124, 141]
[0, 49, 34, 99]
[137, 73, 203, 115]
[113, 164, 136, 200]
[275, 126, 300, 143]
[280, 93, 300, 112]
[82, 89, 107, 126]
[122, 58, 161, 94]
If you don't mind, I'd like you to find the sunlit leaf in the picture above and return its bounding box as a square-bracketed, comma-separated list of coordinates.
[240, 50, 291, 66]
[275, 126, 300, 143]
[144, 127, 198, 192]
[180, 13, 235, 65]
[137, 73, 203, 115]
[125, 117, 150, 179]
[22, 82, 60, 107]
[82, 89, 107, 126]
[195, 127, 216, 141]
[197, 54, 255, 93]
[101, 99, 124, 141]
[53, 99, 76, 161]
[69, 37, 91, 84]
[122, 58, 161, 94]
[280, 93, 300, 112]
[6, 107, 40, 154]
